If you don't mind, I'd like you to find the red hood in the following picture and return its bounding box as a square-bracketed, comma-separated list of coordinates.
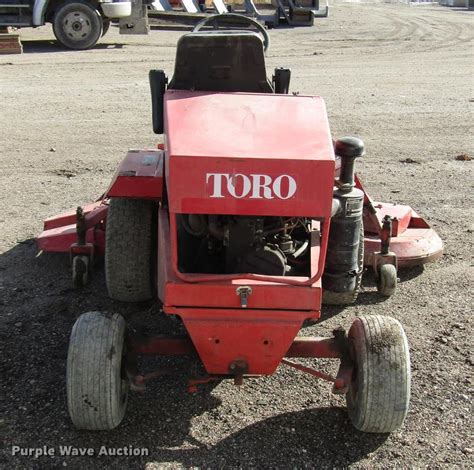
[164, 90, 335, 217]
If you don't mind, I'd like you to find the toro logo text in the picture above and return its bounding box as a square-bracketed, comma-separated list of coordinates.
[206, 173, 297, 200]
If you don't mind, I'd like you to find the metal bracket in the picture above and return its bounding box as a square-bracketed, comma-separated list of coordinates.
[331, 327, 353, 395]
[236, 286, 252, 308]
[381, 215, 393, 255]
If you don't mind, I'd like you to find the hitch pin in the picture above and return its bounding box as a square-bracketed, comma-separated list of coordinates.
[236, 286, 252, 308]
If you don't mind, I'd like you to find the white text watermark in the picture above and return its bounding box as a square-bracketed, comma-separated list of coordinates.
[11, 445, 149, 458]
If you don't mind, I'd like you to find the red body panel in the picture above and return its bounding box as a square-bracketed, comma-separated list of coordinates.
[106, 149, 164, 199]
[157, 207, 322, 312]
[172, 307, 313, 375]
[164, 90, 335, 218]
[157, 201, 320, 375]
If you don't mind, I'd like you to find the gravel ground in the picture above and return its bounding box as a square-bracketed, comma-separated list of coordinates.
[0, 2, 473, 468]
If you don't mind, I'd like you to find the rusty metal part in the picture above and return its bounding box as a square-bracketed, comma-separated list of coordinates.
[369, 215, 398, 278]
[229, 359, 248, 385]
[380, 215, 393, 255]
[130, 369, 174, 393]
[76, 206, 86, 246]
[281, 358, 353, 393]
[331, 327, 354, 394]
[332, 362, 353, 395]
[187, 376, 219, 394]
[282, 328, 354, 393]
[281, 358, 337, 383]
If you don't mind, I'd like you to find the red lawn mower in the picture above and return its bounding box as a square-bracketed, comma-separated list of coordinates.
[37, 15, 442, 432]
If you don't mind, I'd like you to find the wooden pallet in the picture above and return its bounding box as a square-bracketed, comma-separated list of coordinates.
[0, 28, 23, 54]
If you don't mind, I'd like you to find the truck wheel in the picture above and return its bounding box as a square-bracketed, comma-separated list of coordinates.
[105, 198, 155, 302]
[346, 315, 411, 433]
[67, 312, 128, 430]
[102, 18, 111, 37]
[53, 1, 103, 50]
[377, 264, 397, 297]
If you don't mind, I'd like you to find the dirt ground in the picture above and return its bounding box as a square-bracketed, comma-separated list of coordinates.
[1, 2, 473, 468]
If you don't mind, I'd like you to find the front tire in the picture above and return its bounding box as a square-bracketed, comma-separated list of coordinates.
[346, 315, 411, 433]
[53, 1, 103, 50]
[67, 312, 128, 430]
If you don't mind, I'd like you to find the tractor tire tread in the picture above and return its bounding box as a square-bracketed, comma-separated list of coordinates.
[67, 311, 128, 430]
[105, 198, 155, 302]
[346, 314, 411, 433]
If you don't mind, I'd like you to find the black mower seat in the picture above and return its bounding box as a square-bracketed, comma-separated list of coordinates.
[168, 32, 273, 93]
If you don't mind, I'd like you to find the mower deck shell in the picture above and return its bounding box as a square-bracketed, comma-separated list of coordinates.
[37, 201, 107, 255]
[364, 210, 443, 267]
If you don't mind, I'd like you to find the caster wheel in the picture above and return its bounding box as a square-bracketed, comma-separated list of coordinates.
[377, 263, 397, 297]
[72, 255, 90, 287]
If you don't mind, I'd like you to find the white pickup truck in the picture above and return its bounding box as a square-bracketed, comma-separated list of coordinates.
[0, 0, 149, 49]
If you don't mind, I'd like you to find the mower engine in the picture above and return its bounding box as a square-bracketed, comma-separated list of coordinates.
[178, 214, 311, 277]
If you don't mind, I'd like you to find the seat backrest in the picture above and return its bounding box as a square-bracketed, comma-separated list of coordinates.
[168, 32, 273, 93]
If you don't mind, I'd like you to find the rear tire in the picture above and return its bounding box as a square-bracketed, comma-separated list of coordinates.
[346, 314, 411, 433]
[53, 1, 103, 50]
[67, 312, 128, 430]
[105, 198, 155, 302]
